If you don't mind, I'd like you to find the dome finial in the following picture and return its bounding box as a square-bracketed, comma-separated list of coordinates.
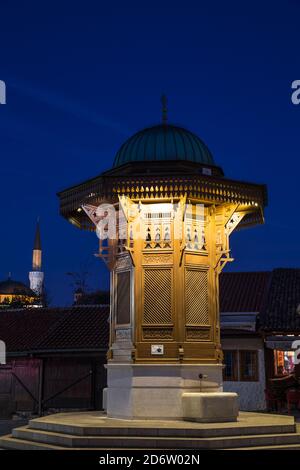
[161, 94, 168, 125]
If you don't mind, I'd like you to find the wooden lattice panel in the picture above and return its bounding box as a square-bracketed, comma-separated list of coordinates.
[143, 328, 173, 340]
[185, 269, 209, 325]
[186, 327, 210, 341]
[143, 268, 172, 324]
[116, 271, 131, 325]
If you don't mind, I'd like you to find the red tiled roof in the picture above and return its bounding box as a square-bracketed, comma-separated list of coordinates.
[220, 271, 271, 313]
[0, 306, 109, 353]
[260, 269, 300, 331]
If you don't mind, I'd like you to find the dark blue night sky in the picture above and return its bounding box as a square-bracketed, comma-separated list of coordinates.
[0, 1, 299, 305]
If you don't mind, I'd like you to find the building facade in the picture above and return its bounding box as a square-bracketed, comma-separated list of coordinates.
[220, 269, 300, 411]
[0, 306, 109, 418]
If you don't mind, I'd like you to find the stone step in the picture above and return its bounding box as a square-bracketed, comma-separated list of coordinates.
[0, 434, 64, 450]
[28, 416, 296, 439]
[4, 433, 300, 451]
[204, 432, 300, 449]
[1, 412, 298, 451]
[9, 426, 300, 449]
[227, 444, 300, 450]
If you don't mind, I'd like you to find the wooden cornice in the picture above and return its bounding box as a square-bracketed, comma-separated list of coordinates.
[58, 172, 267, 230]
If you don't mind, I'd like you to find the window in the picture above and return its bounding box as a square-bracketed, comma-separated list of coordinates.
[223, 349, 259, 382]
[116, 271, 131, 325]
[223, 350, 238, 381]
[274, 350, 295, 376]
[239, 350, 258, 382]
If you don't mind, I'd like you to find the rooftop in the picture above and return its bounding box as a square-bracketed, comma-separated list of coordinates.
[220, 271, 271, 313]
[0, 305, 109, 353]
[220, 269, 300, 333]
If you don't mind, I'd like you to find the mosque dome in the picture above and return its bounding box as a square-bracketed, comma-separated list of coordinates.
[0, 279, 36, 297]
[113, 124, 215, 168]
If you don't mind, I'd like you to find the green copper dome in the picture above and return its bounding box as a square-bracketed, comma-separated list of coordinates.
[113, 124, 215, 167]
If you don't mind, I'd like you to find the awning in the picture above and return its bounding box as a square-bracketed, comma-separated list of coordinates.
[265, 336, 300, 351]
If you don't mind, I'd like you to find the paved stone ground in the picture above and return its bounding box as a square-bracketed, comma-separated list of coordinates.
[260, 407, 300, 422]
[0, 420, 28, 437]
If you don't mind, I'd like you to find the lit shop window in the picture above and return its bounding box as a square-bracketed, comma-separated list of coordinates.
[274, 350, 295, 376]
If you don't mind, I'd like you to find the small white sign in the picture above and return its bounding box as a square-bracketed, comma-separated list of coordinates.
[151, 344, 164, 355]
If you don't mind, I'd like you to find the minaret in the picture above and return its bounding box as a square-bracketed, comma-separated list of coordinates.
[29, 219, 44, 298]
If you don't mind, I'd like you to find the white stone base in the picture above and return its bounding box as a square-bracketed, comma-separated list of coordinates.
[105, 363, 238, 421]
[182, 392, 239, 422]
[102, 388, 107, 411]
